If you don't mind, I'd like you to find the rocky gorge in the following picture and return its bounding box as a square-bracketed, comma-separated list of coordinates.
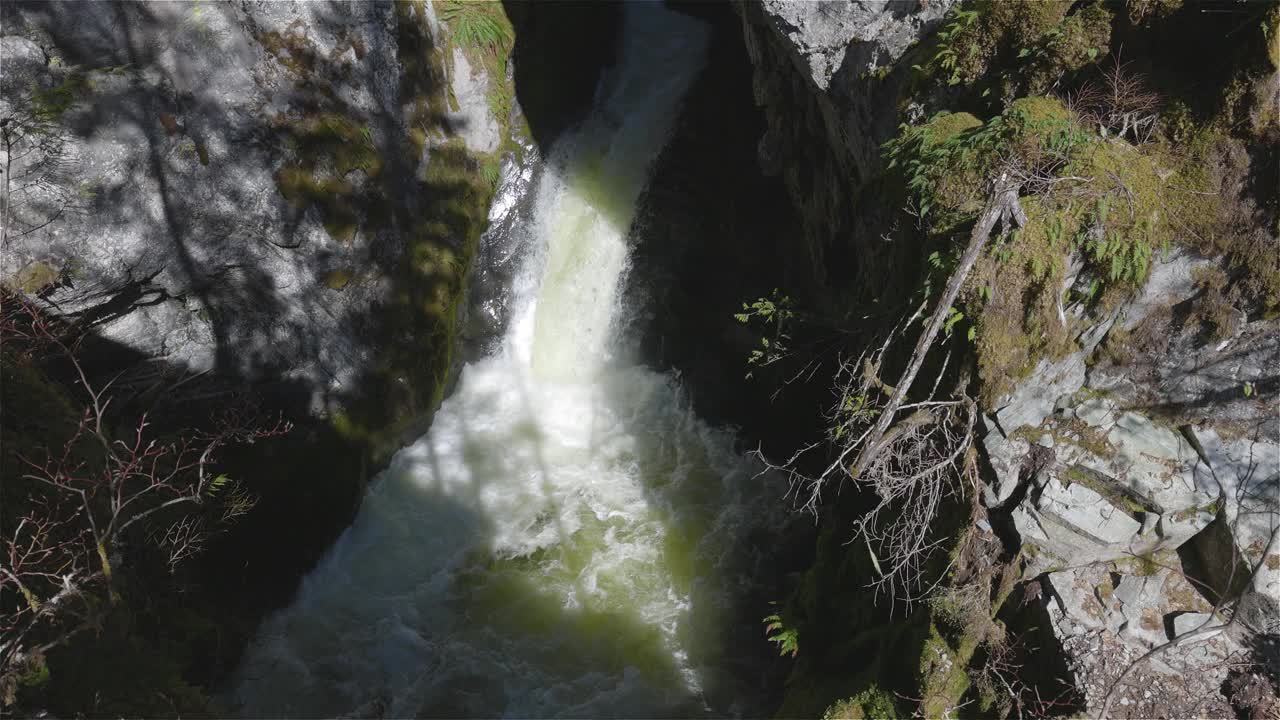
[2, 0, 1277, 718]
[732, 0, 1278, 717]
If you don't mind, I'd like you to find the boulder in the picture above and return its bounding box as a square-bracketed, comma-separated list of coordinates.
[1041, 562, 1237, 717]
[756, 0, 956, 92]
[1, 0, 499, 414]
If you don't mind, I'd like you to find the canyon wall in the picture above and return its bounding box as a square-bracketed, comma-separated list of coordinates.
[737, 1, 1279, 716]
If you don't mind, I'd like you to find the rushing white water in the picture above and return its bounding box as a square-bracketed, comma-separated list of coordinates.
[227, 6, 786, 717]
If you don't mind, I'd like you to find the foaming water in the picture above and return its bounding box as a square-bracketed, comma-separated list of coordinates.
[227, 6, 786, 717]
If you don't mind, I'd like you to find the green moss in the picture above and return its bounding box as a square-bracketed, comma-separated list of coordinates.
[10, 261, 61, 293]
[323, 268, 353, 291]
[1070, 139, 1172, 287]
[271, 109, 385, 243]
[965, 196, 1084, 401]
[258, 23, 326, 79]
[1126, 0, 1184, 26]
[31, 72, 89, 120]
[258, 0, 512, 462]
[319, 3, 507, 458]
[888, 93, 1237, 400]
[1169, 499, 1217, 524]
[1267, 5, 1280, 70]
[1035, 2, 1113, 87]
[436, 0, 526, 160]
[1053, 416, 1114, 457]
[927, 111, 983, 143]
[917, 622, 974, 719]
[439, 1, 513, 57]
[1061, 464, 1155, 518]
[1169, 127, 1280, 313]
[886, 97, 1084, 232]
[276, 167, 360, 242]
[1115, 549, 1177, 578]
[823, 686, 901, 719]
[18, 654, 49, 689]
[1005, 96, 1072, 134]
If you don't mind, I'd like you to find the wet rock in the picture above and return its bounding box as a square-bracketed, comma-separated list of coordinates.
[457, 145, 539, 363]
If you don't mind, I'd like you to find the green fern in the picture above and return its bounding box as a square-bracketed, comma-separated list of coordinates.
[762, 610, 799, 658]
[206, 474, 233, 497]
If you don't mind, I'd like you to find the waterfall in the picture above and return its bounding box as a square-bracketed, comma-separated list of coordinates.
[227, 5, 787, 717]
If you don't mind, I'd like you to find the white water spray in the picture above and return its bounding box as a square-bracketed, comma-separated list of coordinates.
[228, 6, 785, 717]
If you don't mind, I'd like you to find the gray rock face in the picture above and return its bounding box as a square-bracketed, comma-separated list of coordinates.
[1, 0, 495, 414]
[1112, 249, 1211, 334]
[993, 352, 1087, 438]
[737, 0, 956, 288]
[1087, 250, 1280, 426]
[447, 48, 500, 154]
[758, 0, 952, 91]
[980, 415, 1033, 508]
[964, 238, 1277, 713]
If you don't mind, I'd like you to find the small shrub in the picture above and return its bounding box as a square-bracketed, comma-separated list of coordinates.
[1067, 58, 1162, 143]
[916, 1, 1111, 100]
[734, 290, 796, 378]
[823, 686, 900, 719]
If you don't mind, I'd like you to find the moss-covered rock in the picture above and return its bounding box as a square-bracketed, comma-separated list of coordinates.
[8, 261, 62, 293]
[823, 685, 902, 719]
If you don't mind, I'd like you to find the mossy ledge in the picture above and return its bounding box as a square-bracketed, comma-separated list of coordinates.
[263, 0, 524, 461]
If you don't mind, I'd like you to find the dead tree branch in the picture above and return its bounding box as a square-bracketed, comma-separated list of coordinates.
[848, 175, 1024, 483]
[0, 293, 290, 698]
[761, 176, 1027, 606]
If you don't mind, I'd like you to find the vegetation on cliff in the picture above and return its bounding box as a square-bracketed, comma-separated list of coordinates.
[744, 1, 1279, 717]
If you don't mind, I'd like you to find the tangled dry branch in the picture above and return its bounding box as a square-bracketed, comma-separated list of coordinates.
[0, 294, 290, 699]
[762, 178, 1026, 607]
[1063, 57, 1162, 145]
